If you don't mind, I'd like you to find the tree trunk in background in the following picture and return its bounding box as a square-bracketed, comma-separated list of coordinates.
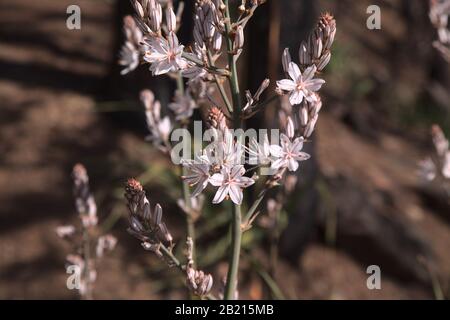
[246, 0, 320, 264]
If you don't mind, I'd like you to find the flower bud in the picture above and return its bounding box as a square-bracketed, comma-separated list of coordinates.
[166, 6, 177, 32]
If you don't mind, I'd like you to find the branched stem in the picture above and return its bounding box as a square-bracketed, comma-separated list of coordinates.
[160, 243, 182, 269]
[160, 243, 217, 300]
[207, 51, 233, 114]
[243, 188, 267, 224]
[224, 1, 242, 128]
[181, 52, 230, 76]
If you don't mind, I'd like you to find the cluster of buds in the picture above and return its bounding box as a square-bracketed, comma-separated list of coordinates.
[132, 0, 164, 35]
[72, 163, 98, 228]
[185, 237, 214, 297]
[128, 1, 188, 75]
[193, 0, 224, 53]
[429, 0, 450, 61]
[125, 178, 174, 259]
[299, 13, 336, 71]
[419, 125, 450, 187]
[140, 89, 173, 152]
[280, 92, 323, 139]
[275, 13, 335, 150]
[56, 164, 117, 299]
[206, 105, 229, 131]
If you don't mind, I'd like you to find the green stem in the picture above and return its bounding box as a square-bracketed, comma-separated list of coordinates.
[223, 0, 244, 300]
[176, 72, 196, 267]
[207, 51, 233, 114]
[160, 243, 182, 269]
[181, 52, 229, 76]
[224, 204, 242, 300]
[82, 228, 93, 300]
[224, 0, 242, 128]
[243, 189, 267, 224]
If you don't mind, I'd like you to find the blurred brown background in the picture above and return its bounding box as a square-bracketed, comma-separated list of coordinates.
[0, 0, 449, 299]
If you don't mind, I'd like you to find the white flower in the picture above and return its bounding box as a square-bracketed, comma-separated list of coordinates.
[182, 158, 211, 197]
[143, 32, 187, 75]
[209, 165, 255, 205]
[276, 63, 325, 105]
[169, 90, 197, 121]
[270, 134, 310, 172]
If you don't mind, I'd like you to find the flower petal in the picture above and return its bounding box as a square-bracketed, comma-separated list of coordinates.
[288, 62, 302, 82]
[302, 65, 317, 81]
[289, 90, 304, 105]
[294, 152, 311, 161]
[306, 79, 325, 92]
[269, 144, 283, 157]
[228, 185, 243, 205]
[209, 173, 224, 187]
[271, 158, 286, 170]
[276, 79, 297, 92]
[212, 185, 229, 204]
[287, 158, 299, 172]
[236, 176, 255, 188]
[192, 178, 208, 197]
[291, 137, 304, 153]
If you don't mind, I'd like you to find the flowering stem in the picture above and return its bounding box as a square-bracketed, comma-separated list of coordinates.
[243, 188, 268, 226]
[224, 203, 242, 299]
[82, 227, 93, 300]
[207, 51, 233, 114]
[181, 52, 230, 76]
[224, 0, 242, 128]
[242, 95, 279, 119]
[160, 243, 182, 269]
[177, 72, 196, 267]
[223, 0, 244, 300]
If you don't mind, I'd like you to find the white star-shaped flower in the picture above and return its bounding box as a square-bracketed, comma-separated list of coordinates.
[144, 32, 187, 75]
[270, 134, 310, 172]
[209, 165, 255, 205]
[181, 158, 211, 197]
[276, 62, 325, 105]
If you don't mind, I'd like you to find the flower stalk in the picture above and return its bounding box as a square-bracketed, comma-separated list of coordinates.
[222, 0, 244, 300]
